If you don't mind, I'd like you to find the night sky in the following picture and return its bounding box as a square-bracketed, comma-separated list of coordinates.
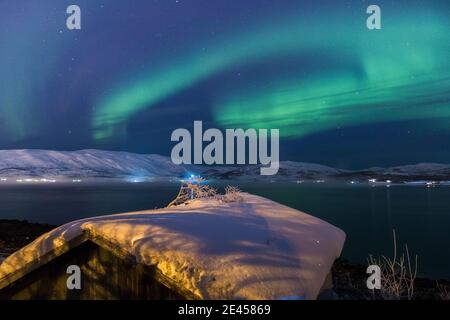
[0, 0, 449, 169]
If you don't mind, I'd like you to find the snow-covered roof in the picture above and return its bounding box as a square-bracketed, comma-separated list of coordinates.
[0, 193, 345, 300]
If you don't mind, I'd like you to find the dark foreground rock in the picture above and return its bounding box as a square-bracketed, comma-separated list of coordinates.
[0, 220, 55, 261]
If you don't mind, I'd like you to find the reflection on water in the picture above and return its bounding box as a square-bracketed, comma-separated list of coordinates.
[0, 182, 449, 278]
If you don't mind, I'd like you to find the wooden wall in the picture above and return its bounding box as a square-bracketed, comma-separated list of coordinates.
[0, 241, 187, 300]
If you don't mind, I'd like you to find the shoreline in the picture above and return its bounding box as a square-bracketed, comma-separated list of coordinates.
[1, 219, 449, 300]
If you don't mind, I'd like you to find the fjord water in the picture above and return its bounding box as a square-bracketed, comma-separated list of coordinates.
[241, 182, 450, 279]
[0, 182, 449, 279]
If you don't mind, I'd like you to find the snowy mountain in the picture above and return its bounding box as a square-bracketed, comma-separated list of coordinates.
[385, 163, 450, 176]
[0, 149, 187, 179]
[338, 163, 450, 182]
[202, 162, 450, 181]
[0, 149, 449, 182]
[201, 161, 344, 180]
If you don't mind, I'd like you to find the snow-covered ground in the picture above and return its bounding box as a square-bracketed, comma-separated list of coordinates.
[0, 193, 346, 300]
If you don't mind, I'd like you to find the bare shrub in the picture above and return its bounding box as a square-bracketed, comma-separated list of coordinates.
[222, 185, 244, 203]
[168, 180, 217, 207]
[368, 230, 418, 300]
[168, 181, 247, 207]
[436, 281, 450, 300]
[195, 184, 218, 199]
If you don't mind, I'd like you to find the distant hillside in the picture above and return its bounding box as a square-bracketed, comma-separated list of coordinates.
[0, 149, 449, 182]
[0, 149, 186, 179]
[203, 162, 450, 182]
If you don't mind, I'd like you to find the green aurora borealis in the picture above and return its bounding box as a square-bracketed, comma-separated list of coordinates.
[1, 0, 449, 167]
[92, 2, 450, 140]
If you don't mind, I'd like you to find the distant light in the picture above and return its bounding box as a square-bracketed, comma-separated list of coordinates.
[368, 179, 377, 183]
[124, 176, 150, 183]
[182, 174, 204, 184]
